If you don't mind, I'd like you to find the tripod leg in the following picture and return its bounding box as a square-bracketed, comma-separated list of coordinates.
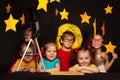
[16, 39, 33, 71]
[34, 38, 46, 71]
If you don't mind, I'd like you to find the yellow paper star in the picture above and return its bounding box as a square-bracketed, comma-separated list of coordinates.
[104, 5, 113, 14]
[59, 8, 69, 20]
[80, 11, 91, 24]
[101, 22, 105, 36]
[50, 0, 60, 3]
[105, 41, 116, 54]
[93, 19, 96, 37]
[37, 0, 48, 12]
[4, 14, 19, 32]
[20, 14, 25, 25]
[6, 3, 11, 13]
[55, 8, 59, 16]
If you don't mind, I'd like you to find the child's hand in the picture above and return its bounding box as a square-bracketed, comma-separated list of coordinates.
[101, 52, 106, 59]
[19, 66, 29, 72]
[29, 67, 36, 72]
[112, 53, 118, 60]
[76, 66, 84, 72]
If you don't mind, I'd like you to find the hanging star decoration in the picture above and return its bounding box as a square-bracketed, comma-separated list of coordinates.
[55, 8, 59, 16]
[80, 11, 91, 24]
[105, 41, 116, 54]
[93, 18, 96, 36]
[101, 22, 105, 36]
[37, 0, 48, 12]
[59, 8, 69, 20]
[4, 14, 19, 32]
[20, 14, 25, 25]
[104, 5, 113, 14]
[50, 0, 60, 3]
[6, 3, 11, 13]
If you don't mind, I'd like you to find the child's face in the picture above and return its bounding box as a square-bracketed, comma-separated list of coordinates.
[61, 35, 74, 49]
[24, 31, 32, 42]
[77, 50, 91, 66]
[22, 46, 33, 62]
[45, 45, 57, 61]
[92, 35, 103, 49]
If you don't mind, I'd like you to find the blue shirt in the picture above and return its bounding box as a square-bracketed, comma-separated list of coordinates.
[39, 58, 60, 70]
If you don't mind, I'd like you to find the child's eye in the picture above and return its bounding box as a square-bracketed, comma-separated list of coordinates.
[47, 51, 51, 52]
[53, 50, 57, 52]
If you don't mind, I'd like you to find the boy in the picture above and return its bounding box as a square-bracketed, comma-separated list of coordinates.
[57, 31, 75, 71]
[11, 42, 36, 72]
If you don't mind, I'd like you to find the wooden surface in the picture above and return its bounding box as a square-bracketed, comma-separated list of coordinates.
[50, 71, 84, 75]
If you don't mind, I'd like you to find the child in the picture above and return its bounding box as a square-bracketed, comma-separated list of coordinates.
[11, 42, 36, 72]
[57, 31, 76, 71]
[23, 27, 41, 60]
[69, 47, 99, 73]
[37, 42, 60, 72]
[23, 27, 35, 44]
[90, 33, 118, 73]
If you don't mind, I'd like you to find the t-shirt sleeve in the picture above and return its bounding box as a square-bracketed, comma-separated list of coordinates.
[38, 58, 45, 63]
[54, 58, 60, 63]
[89, 64, 97, 68]
[72, 64, 79, 68]
[13, 59, 20, 67]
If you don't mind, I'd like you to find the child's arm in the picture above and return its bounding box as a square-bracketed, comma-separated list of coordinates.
[11, 59, 29, 72]
[105, 53, 118, 71]
[68, 67, 77, 72]
[46, 63, 60, 72]
[95, 52, 106, 65]
[79, 66, 99, 73]
[37, 62, 44, 72]
[11, 66, 29, 72]
[68, 64, 79, 72]
[11, 66, 17, 72]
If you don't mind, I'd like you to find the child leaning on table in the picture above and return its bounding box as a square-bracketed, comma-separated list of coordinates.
[11, 42, 36, 73]
[37, 42, 60, 72]
[68, 47, 99, 73]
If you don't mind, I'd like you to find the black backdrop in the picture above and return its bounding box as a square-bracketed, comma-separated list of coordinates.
[0, 0, 120, 76]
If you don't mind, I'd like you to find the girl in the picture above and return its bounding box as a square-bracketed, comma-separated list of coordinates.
[37, 42, 60, 72]
[69, 47, 99, 73]
[90, 33, 118, 72]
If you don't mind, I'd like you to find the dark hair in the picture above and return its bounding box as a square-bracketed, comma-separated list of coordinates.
[69, 49, 77, 67]
[60, 31, 75, 45]
[87, 32, 106, 52]
[70, 47, 96, 66]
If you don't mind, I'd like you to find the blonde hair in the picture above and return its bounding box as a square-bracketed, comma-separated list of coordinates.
[43, 42, 57, 57]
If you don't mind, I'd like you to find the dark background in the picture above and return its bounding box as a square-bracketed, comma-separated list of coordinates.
[0, 0, 120, 76]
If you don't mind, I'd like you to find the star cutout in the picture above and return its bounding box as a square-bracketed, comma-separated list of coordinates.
[80, 11, 91, 24]
[20, 14, 25, 25]
[55, 8, 59, 16]
[59, 8, 69, 20]
[93, 19, 96, 37]
[101, 22, 105, 36]
[105, 41, 116, 54]
[37, 0, 48, 12]
[6, 3, 11, 13]
[50, 0, 60, 3]
[104, 5, 113, 14]
[4, 14, 19, 32]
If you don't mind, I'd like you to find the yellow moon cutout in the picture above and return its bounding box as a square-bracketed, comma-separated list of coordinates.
[56, 23, 83, 49]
